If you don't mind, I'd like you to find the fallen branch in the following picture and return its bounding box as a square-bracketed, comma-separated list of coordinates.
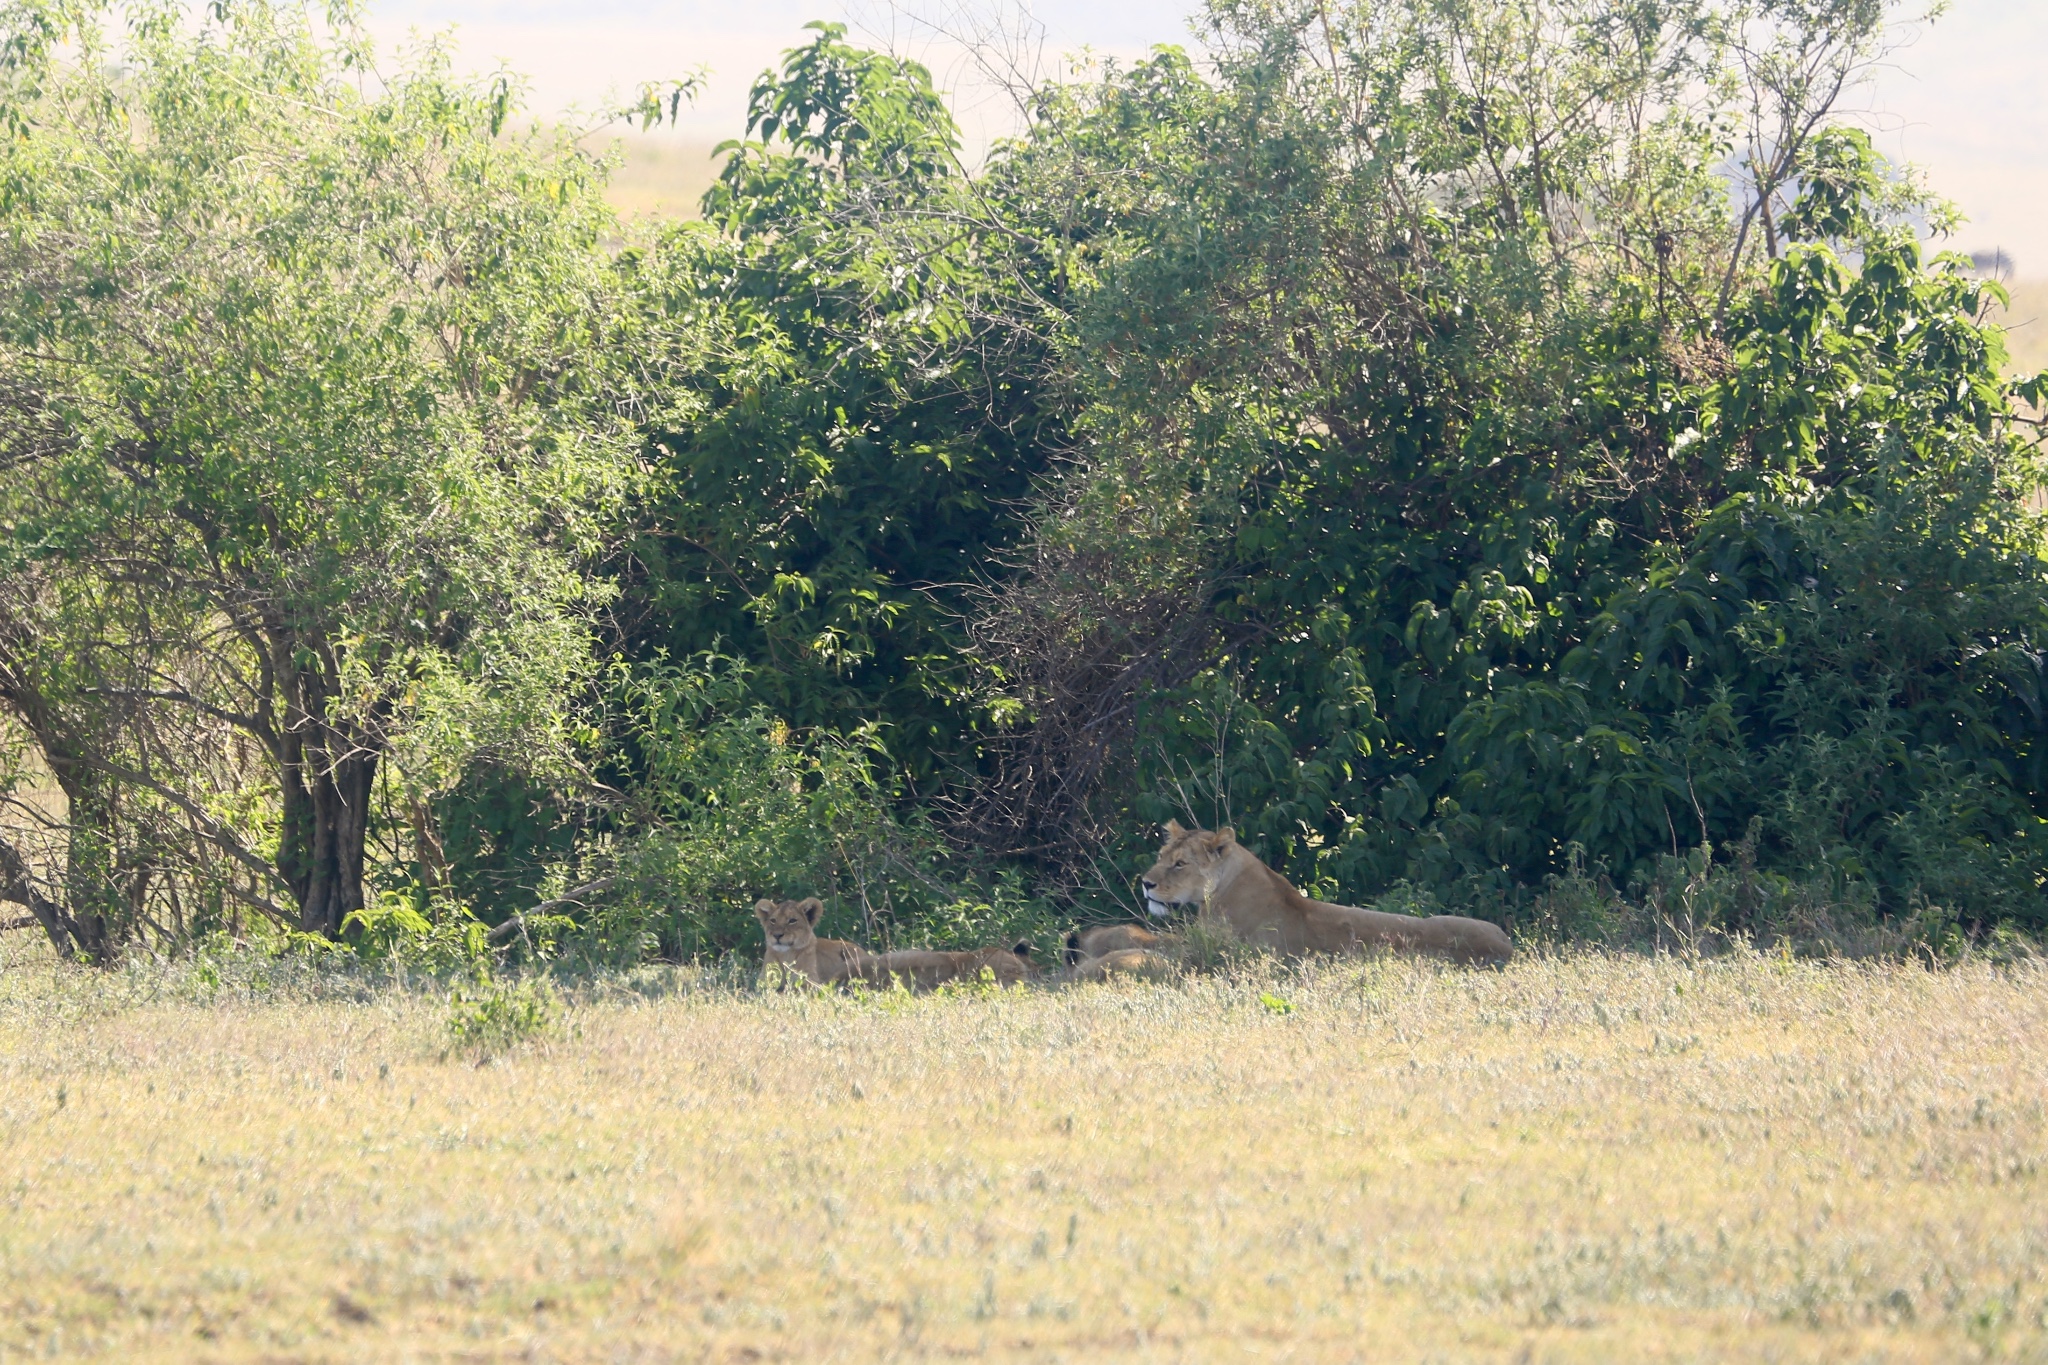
[486, 876, 622, 944]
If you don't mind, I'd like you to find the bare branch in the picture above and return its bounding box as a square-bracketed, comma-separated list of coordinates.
[68, 754, 293, 900]
[485, 876, 622, 944]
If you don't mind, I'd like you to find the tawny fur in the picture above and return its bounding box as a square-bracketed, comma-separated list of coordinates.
[1063, 923, 1165, 968]
[756, 899, 1033, 989]
[1140, 821, 1513, 965]
[870, 943, 1035, 990]
[1066, 946, 1179, 982]
[754, 897, 883, 986]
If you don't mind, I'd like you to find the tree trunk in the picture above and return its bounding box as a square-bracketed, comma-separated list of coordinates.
[56, 776, 117, 962]
[283, 744, 376, 937]
[410, 796, 448, 898]
[272, 635, 379, 938]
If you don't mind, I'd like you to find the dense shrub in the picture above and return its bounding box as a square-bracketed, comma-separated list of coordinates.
[609, 25, 1056, 785]
[4, 0, 2043, 966]
[965, 5, 2048, 937]
[529, 658, 1053, 964]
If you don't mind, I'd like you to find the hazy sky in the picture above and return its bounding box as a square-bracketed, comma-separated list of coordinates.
[371, 0, 2048, 274]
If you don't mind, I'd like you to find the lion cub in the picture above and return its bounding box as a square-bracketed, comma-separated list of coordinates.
[871, 942, 1035, 989]
[756, 898, 1034, 990]
[1061, 923, 1176, 982]
[1062, 923, 1165, 968]
[754, 897, 880, 986]
[1067, 946, 1178, 982]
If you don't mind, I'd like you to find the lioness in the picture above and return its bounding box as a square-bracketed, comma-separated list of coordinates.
[1063, 923, 1165, 968]
[1141, 822, 1512, 965]
[871, 942, 1035, 989]
[754, 897, 881, 986]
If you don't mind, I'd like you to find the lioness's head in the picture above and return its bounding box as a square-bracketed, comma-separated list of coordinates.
[754, 897, 823, 957]
[1139, 820, 1236, 919]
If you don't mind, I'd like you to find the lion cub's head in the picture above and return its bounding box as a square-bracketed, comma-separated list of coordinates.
[1139, 820, 1237, 918]
[755, 897, 823, 958]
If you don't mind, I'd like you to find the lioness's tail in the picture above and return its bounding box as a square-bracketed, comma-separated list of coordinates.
[1062, 931, 1082, 969]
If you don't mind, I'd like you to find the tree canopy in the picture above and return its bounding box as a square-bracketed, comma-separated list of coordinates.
[1, 0, 2042, 964]
[0, 0, 668, 953]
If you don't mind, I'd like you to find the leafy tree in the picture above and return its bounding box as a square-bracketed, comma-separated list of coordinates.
[0, 0, 660, 952]
[5, 0, 2041, 968]
[971, 0, 2048, 932]
[613, 23, 1057, 786]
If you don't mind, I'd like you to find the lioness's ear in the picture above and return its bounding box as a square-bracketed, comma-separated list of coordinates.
[797, 897, 823, 925]
[1213, 826, 1236, 846]
[1164, 819, 1186, 838]
[753, 898, 776, 921]
[1012, 941, 1032, 958]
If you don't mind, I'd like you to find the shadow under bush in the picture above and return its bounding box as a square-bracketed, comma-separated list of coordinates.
[522, 657, 1064, 966]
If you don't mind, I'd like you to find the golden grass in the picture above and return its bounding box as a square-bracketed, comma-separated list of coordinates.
[1993, 279, 2048, 379]
[595, 134, 722, 223]
[3, 945, 2046, 1362]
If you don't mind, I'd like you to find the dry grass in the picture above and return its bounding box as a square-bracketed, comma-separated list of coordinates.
[2, 943, 2046, 1363]
[1993, 279, 2048, 378]
[595, 134, 722, 222]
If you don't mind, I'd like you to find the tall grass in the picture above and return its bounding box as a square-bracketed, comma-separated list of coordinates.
[1990, 278, 2048, 378]
[2, 938, 2044, 1360]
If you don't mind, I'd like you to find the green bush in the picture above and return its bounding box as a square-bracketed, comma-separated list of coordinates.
[342, 892, 493, 977]
[547, 657, 1061, 962]
[972, 7, 2048, 940]
[445, 971, 560, 1060]
[10, 1, 2046, 971]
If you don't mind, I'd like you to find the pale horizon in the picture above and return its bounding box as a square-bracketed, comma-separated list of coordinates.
[370, 0, 2047, 278]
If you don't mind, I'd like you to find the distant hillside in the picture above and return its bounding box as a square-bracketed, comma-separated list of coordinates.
[576, 144, 2048, 369]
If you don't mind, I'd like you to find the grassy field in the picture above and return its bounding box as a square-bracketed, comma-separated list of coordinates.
[3, 943, 2046, 1363]
[1996, 280, 2048, 378]
[595, 134, 721, 222]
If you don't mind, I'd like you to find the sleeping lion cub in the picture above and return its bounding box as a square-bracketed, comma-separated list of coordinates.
[1066, 946, 1178, 981]
[1063, 923, 1166, 967]
[871, 942, 1035, 989]
[1061, 923, 1177, 982]
[755, 897, 1034, 989]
